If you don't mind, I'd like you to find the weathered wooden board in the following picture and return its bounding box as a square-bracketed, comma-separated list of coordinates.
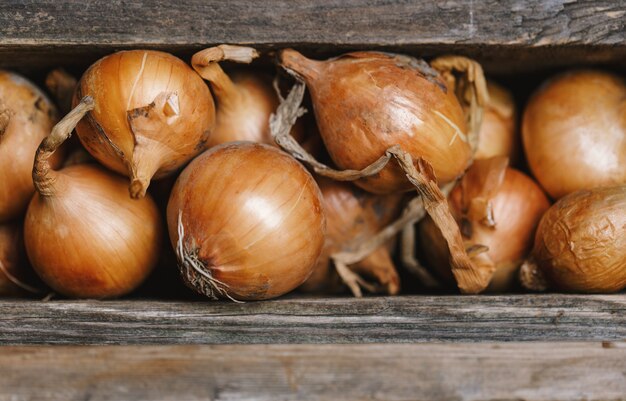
[1, 342, 625, 400]
[0, 0, 625, 72]
[0, 295, 624, 344]
[2, 0, 624, 46]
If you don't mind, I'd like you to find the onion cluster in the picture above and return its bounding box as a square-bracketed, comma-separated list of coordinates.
[276, 49, 497, 294]
[3, 46, 623, 301]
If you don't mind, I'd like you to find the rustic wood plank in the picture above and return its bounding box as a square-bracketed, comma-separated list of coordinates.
[2, 0, 624, 46]
[0, 295, 624, 344]
[1, 342, 625, 400]
[0, 0, 625, 72]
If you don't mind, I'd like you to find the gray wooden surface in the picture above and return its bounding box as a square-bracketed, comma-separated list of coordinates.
[0, 0, 625, 72]
[1, 342, 625, 400]
[0, 295, 624, 344]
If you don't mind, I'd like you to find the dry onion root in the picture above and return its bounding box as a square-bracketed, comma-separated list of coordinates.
[0, 71, 61, 222]
[166, 142, 326, 301]
[419, 157, 550, 292]
[191, 45, 304, 148]
[24, 97, 163, 299]
[271, 50, 493, 293]
[74, 50, 215, 198]
[522, 70, 626, 199]
[300, 178, 404, 296]
[520, 185, 626, 293]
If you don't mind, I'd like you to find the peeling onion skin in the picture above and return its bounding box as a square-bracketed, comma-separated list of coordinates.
[532, 185, 626, 293]
[167, 142, 326, 301]
[475, 81, 518, 163]
[0, 71, 61, 222]
[419, 163, 550, 292]
[280, 50, 471, 194]
[25, 164, 163, 298]
[300, 177, 403, 294]
[73, 50, 215, 198]
[522, 70, 626, 199]
[0, 222, 31, 296]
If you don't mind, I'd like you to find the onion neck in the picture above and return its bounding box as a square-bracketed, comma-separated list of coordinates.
[129, 147, 161, 199]
[192, 46, 259, 110]
[279, 49, 322, 82]
[33, 96, 94, 197]
[126, 91, 181, 199]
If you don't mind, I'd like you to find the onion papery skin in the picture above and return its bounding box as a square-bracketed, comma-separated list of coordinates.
[25, 164, 162, 298]
[300, 177, 403, 294]
[74, 50, 215, 197]
[208, 71, 305, 147]
[532, 185, 626, 293]
[475, 80, 518, 163]
[280, 50, 471, 194]
[167, 142, 326, 301]
[0, 71, 60, 222]
[0, 222, 31, 296]
[522, 70, 626, 199]
[419, 162, 550, 292]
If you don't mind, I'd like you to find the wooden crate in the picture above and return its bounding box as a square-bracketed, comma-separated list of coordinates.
[1, 1, 625, 400]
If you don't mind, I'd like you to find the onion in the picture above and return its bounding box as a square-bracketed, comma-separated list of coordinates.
[24, 97, 163, 298]
[73, 50, 215, 198]
[521, 185, 626, 293]
[522, 70, 626, 199]
[0, 222, 40, 296]
[191, 45, 304, 147]
[300, 177, 403, 296]
[0, 71, 61, 222]
[167, 141, 325, 301]
[279, 49, 476, 194]
[419, 157, 550, 292]
[475, 80, 518, 163]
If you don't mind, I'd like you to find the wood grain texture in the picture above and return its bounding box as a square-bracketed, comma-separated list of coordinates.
[1, 342, 625, 401]
[0, 0, 625, 72]
[2, 0, 624, 46]
[0, 295, 624, 344]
